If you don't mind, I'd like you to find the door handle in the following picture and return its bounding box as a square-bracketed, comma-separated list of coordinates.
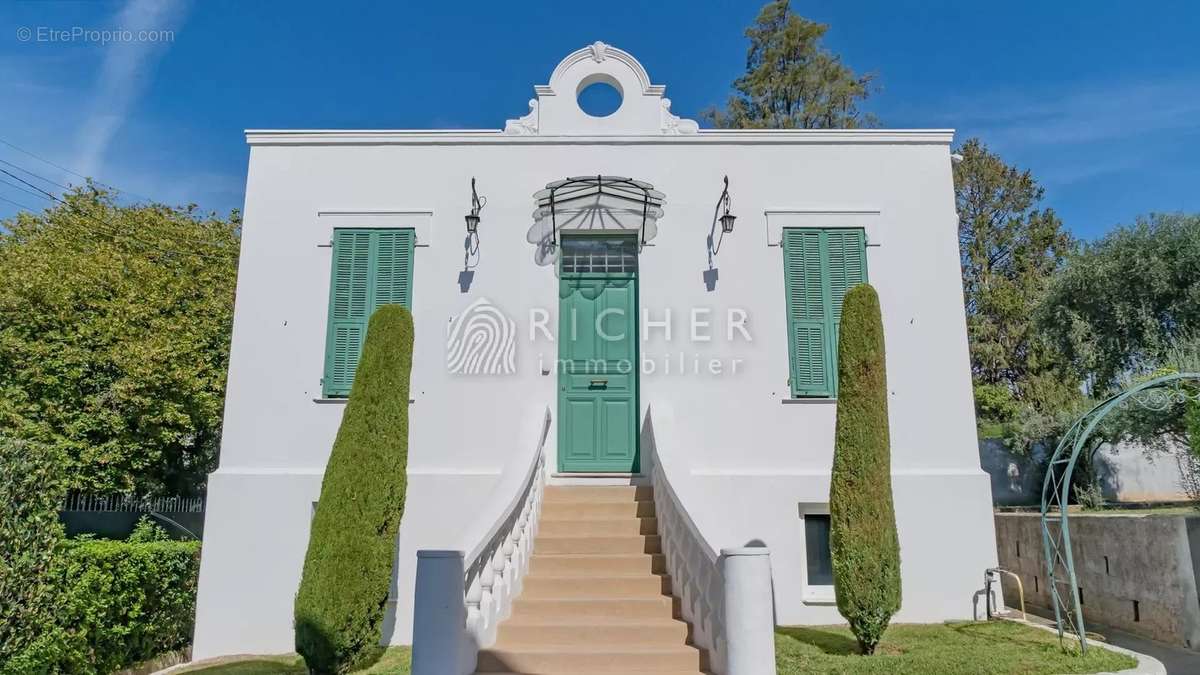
[590, 379, 608, 387]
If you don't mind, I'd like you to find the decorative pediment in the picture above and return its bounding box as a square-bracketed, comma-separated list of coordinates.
[504, 42, 698, 136]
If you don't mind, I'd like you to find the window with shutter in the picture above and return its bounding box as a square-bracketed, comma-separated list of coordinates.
[322, 228, 415, 397]
[782, 228, 867, 398]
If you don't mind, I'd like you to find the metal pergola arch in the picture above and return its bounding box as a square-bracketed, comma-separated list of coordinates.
[1040, 371, 1200, 652]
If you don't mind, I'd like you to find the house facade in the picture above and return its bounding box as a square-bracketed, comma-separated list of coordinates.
[192, 44, 998, 661]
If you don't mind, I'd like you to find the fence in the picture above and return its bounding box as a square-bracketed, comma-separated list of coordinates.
[60, 493, 206, 539]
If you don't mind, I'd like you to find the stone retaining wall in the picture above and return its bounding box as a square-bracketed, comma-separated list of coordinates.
[994, 511, 1200, 650]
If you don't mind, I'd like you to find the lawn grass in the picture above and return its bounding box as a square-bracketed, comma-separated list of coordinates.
[176, 623, 1136, 675]
[174, 647, 411, 675]
[776, 621, 1137, 674]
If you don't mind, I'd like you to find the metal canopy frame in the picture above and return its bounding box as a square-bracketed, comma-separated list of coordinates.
[536, 175, 664, 249]
[1040, 371, 1200, 653]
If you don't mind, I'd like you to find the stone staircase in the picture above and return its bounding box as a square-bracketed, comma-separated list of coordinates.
[474, 485, 709, 675]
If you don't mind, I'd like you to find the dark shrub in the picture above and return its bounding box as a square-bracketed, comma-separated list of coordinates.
[295, 306, 414, 674]
[829, 284, 901, 654]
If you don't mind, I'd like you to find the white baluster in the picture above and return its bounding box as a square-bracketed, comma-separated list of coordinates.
[478, 561, 495, 636]
[512, 507, 529, 596]
[502, 522, 517, 576]
[491, 545, 509, 623]
[464, 573, 483, 639]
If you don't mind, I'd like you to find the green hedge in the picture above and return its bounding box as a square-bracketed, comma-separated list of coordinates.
[3, 436, 200, 675]
[0, 437, 69, 672]
[58, 538, 201, 673]
[1, 537, 200, 675]
[829, 284, 901, 655]
[295, 305, 414, 674]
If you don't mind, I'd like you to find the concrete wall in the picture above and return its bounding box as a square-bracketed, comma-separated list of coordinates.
[980, 440, 1189, 507]
[192, 45, 998, 659]
[994, 512, 1200, 649]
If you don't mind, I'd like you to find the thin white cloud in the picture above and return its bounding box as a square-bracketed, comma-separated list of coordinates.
[950, 77, 1200, 147]
[897, 74, 1200, 189]
[915, 74, 1200, 146]
[74, 0, 189, 178]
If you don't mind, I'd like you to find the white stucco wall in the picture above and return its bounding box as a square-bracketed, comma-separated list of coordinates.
[192, 44, 998, 659]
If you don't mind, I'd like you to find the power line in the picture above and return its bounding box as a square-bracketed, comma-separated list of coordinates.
[0, 194, 41, 213]
[0, 145, 236, 262]
[0, 136, 156, 203]
[0, 157, 72, 191]
[0, 138, 88, 181]
[0, 167, 235, 263]
[0, 162, 237, 257]
[0, 176, 54, 203]
[0, 168, 62, 204]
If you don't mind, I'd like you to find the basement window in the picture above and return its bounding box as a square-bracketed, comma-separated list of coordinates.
[799, 507, 834, 603]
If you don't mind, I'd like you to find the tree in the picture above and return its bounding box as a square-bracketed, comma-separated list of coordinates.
[1099, 334, 1200, 487]
[0, 187, 240, 496]
[295, 306, 414, 674]
[954, 138, 1076, 425]
[1037, 213, 1200, 390]
[829, 284, 901, 655]
[704, 0, 877, 129]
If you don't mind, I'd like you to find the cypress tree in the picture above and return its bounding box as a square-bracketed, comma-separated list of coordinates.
[829, 283, 901, 654]
[295, 306, 414, 673]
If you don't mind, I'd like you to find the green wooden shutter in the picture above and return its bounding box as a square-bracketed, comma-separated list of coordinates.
[825, 229, 867, 396]
[783, 230, 832, 397]
[322, 228, 415, 397]
[370, 229, 415, 310]
[782, 228, 867, 398]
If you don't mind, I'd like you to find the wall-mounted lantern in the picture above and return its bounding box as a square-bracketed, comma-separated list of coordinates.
[718, 175, 736, 234]
[465, 177, 486, 234]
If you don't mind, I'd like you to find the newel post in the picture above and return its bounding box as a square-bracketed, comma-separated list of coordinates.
[721, 547, 777, 675]
[412, 550, 470, 675]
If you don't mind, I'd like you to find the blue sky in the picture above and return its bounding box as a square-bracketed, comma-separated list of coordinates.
[2, 0, 1198, 239]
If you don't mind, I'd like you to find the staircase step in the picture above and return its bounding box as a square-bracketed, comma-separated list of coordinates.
[539, 517, 658, 537]
[541, 499, 655, 520]
[497, 618, 689, 646]
[511, 596, 678, 621]
[537, 535, 661, 555]
[522, 574, 671, 599]
[473, 482, 704, 675]
[476, 645, 704, 673]
[530, 553, 665, 576]
[543, 486, 653, 503]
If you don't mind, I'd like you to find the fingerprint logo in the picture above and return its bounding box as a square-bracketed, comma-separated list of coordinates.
[446, 297, 517, 375]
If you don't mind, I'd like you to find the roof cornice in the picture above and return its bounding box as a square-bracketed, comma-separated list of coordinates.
[244, 129, 955, 146]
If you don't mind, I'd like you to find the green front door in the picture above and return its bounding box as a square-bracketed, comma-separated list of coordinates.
[557, 236, 639, 473]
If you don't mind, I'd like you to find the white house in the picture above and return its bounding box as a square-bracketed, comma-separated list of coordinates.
[193, 43, 998, 673]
